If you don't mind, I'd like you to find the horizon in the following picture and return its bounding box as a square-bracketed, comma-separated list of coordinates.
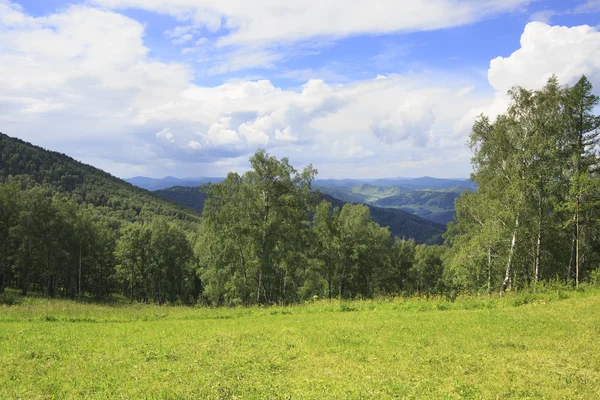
[2, 0, 599, 179]
[125, 174, 472, 181]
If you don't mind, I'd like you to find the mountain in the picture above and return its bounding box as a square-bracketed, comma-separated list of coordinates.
[0, 133, 200, 228]
[368, 176, 476, 190]
[320, 194, 445, 245]
[126, 176, 223, 190]
[128, 176, 475, 191]
[314, 183, 473, 225]
[155, 185, 446, 244]
[154, 186, 208, 213]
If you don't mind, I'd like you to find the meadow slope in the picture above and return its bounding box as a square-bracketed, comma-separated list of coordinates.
[1, 290, 599, 399]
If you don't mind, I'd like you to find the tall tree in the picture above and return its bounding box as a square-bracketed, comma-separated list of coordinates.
[562, 76, 600, 286]
[200, 149, 317, 305]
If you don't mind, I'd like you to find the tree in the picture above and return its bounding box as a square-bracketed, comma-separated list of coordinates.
[562, 76, 600, 286]
[199, 149, 317, 305]
[0, 182, 21, 293]
[446, 75, 600, 291]
[149, 218, 194, 304]
[116, 223, 151, 303]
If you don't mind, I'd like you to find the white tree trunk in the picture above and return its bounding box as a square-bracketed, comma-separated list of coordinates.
[501, 215, 519, 293]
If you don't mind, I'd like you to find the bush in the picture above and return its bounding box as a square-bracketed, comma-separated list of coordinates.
[590, 268, 600, 287]
[0, 290, 23, 306]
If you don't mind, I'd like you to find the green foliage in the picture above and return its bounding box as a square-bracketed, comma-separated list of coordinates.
[322, 194, 446, 244]
[315, 182, 469, 224]
[0, 132, 200, 229]
[116, 220, 196, 304]
[199, 149, 317, 305]
[446, 75, 600, 292]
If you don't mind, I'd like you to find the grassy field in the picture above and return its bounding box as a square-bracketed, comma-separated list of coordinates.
[1, 289, 600, 399]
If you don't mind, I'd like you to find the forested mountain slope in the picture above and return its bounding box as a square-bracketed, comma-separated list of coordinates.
[314, 182, 470, 225]
[320, 194, 445, 244]
[153, 185, 445, 244]
[154, 186, 208, 213]
[127, 176, 223, 190]
[0, 133, 200, 228]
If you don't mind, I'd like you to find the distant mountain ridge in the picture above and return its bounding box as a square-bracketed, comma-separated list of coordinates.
[154, 186, 446, 244]
[127, 176, 223, 191]
[128, 175, 475, 227]
[312, 180, 475, 225]
[127, 176, 475, 191]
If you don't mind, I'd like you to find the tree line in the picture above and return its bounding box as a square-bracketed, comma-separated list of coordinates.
[0, 75, 599, 305]
[445, 75, 600, 292]
[0, 159, 447, 305]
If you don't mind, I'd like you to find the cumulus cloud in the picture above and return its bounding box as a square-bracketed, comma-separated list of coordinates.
[5, 1, 600, 179]
[370, 98, 436, 146]
[489, 22, 600, 93]
[456, 22, 600, 135]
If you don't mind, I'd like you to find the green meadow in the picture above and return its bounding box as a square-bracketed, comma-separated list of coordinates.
[1, 289, 600, 399]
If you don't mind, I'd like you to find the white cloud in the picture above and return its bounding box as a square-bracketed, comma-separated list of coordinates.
[529, 10, 556, 24]
[275, 127, 297, 142]
[370, 97, 436, 146]
[188, 140, 201, 149]
[238, 123, 270, 145]
[7, 3, 600, 179]
[489, 22, 600, 93]
[90, 0, 531, 74]
[456, 22, 600, 136]
[205, 117, 241, 145]
[91, 0, 531, 47]
[572, 0, 600, 14]
[156, 128, 175, 142]
[165, 25, 195, 44]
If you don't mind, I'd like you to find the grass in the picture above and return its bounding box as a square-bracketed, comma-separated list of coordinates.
[1, 289, 600, 399]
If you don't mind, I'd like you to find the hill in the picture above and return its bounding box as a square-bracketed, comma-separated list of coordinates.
[154, 186, 208, 213]
[319, 194, 445, 244]
[129, 176, 475, 191]
[369, 176, 476, 190]
[314, 182, 470, 225]
[126, 176, 223, 191]
[0, 132, 444, 244]
[0, 133, 200, 228]
[153, 185, 445, 244]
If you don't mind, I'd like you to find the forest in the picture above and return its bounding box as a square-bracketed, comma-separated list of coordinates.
[0, 75, 599, 306]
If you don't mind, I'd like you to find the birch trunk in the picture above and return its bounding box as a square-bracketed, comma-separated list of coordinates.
[487, 247, 492, 294]
[501, 215, 519, 293]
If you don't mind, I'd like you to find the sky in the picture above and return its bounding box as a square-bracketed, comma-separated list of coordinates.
[1, 1, 600, 179]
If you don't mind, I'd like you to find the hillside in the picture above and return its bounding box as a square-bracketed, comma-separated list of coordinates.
[0, 132, 444, 244]
[127, 176, 223, 191]
[154, 186, 208, 213]
[154, 185, 445, 244]
[320, 194, 445, 244]
[369, 176, 476, 190]
[314, 182, 471, 225]
[0, 133, 200, 228]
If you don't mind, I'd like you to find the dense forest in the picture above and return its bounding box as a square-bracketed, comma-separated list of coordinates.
[1, 75, 599, 305]
[0, 133, 200, 229]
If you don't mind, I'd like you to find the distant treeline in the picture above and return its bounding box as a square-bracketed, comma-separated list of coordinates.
[1, 75, 599, 305]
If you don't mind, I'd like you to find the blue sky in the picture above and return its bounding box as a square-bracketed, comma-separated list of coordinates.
[1, 0, 600, 179]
